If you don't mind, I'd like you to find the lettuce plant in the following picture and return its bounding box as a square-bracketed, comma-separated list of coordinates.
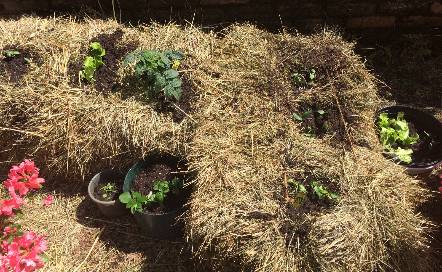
[378, 112, 419, 163]
[310, 181, 339, 202]
[80, 42, 106, 83]
[123, 50, 184, 101]
[3, 50, 20, 59]
[119, 177, 183, 214]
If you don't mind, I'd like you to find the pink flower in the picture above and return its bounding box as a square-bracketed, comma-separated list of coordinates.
[0, 191, 24, 217]
[3, 160, 45, 196]
[42, 195, 53, 206]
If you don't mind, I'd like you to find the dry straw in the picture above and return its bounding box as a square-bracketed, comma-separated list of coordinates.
[0, 17, 433, 271]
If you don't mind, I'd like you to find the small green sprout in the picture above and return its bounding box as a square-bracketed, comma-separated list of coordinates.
[310, 181, 339, 202]
[292, 68, 316, 87]
[80, 42, 106, 83]
[287, 179, 307, 207]
[99, 182, 117, 200]
[3, 50, 20, 58]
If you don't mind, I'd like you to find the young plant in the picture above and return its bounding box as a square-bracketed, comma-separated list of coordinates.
[79, 42, 106, 83]
[98, 182, 117, 201]
[123, 50, 184, 101]
[292, 68, 316, 87]
[119, 178, 183, 214]
[378, 112, 419, 163]
[3, 49, 20, 59]
[310, 180, 339, 202]
[287, 179, 307, 207]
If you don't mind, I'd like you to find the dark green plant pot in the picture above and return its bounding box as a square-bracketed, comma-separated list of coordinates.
[88, 169, 127, 218]
[124, 160, 184, 240]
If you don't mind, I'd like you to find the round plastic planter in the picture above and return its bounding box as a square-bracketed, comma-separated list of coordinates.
[123, 160, 184, 241]
[377, 106, 442, 175]
[88, 169, 127, 217]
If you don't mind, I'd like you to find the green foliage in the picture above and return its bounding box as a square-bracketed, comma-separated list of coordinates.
[3, 50, 20, 58]
[123, 50, 184, 101]
[292, 68, 316, 87]
[98, 182, 117, 200]
[79, 42, 106, 83]
[287, 179, 307, 207]
[378, 112, 419, 163]
[310, 181, 339, 202]
[119, 177, 183, 214]
[292, 109, 325, 122]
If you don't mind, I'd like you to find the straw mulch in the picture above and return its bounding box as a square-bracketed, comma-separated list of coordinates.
[0, 17, 434, 271]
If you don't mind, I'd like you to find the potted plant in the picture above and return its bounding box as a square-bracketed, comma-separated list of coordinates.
[119, 154, 189, 240]
[376, 105, 442, 175]
[88, 169, 127, 217]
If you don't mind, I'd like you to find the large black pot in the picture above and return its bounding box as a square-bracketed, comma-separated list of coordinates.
[123, 158, 185, 240]
[377, 106, 442, 175]
[88, 169, 127, 217]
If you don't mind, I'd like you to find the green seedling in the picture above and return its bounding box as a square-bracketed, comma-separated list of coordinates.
[292, 109, 325, 122]
[3, 50, 20, 58]
[287, 179, 307, 207]
[80, 42, 106, 83]
[119, 178, 183, 214]
[99, 182, 117, 200]
[124, 50, 184, 101]
[292, 68, 316, 87]
[310, 180, 339, 202]
[378, 112, 419, 164]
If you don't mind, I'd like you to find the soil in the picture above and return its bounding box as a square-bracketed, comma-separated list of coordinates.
[93, 180, 122, 202]
[0, 46, 40, 83]
[132, 158, 188, 214]
[70, 29, 138, 93]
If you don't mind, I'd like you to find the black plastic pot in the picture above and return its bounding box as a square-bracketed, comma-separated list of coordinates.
[88, 169, 127, 217]
[123, 159, 184, 240]
[377, 106, 442, 175]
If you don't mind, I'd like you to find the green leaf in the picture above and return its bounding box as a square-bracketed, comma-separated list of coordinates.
[308, 69, 316, 81]
[164, 69, 179, 79]
[317, 109, 325, 115]
[119, 192, 132, 204]
[292, 113, 303, 121]
[3, 50, 20, 58]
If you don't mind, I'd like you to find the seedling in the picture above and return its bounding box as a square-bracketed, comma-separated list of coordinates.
[123, 50, 184, 101]
[98, 182, 117, 201]
[310, 181, 339, 202]
[292, 109, 325, 122]
[119, 177, 183, 214]
[378, 112, 419, 163]
[287, 179, 307, 207]
[292, 68, 316, 87]
[79, 42, 106, 83]
[3, 50, 20, 59]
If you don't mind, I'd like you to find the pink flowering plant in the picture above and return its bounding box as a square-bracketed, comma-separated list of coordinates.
[0, 160, 49, 271]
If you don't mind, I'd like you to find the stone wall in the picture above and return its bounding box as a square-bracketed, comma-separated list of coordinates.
[1, 0, 441, 31]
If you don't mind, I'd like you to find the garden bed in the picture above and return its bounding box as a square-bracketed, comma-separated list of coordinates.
[0, 17, 437, 271]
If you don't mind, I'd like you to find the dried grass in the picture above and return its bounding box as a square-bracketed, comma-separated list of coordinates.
[0, 17, 434, 271]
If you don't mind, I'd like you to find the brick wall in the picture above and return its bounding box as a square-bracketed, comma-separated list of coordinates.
[0, 0, 441, 31]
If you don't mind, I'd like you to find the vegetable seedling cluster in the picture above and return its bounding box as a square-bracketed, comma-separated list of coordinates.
[287, 179, 339, 208]
[378, 112, 419, 164]
[119, 177, 183, 214]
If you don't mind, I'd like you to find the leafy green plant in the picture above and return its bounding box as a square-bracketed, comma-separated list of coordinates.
[292, 68, 316, 87]
[98, 182, 117, 200]
[287, 179, 307, 207]
[123, 50, 184, 101]
[378, 112, 419, 163]
[119, 177, 183, 214]
[3, 50, 20, 59]
[292, 109, 325, 122]
[79, 42, 106, 83]
[310, 181, 339, 202]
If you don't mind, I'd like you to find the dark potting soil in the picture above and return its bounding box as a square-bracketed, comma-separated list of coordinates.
[93, 179, 123, 202]
[0, 46, 40, 83]
[132, 161, 188, 214]
[70, 29, 138, 93]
